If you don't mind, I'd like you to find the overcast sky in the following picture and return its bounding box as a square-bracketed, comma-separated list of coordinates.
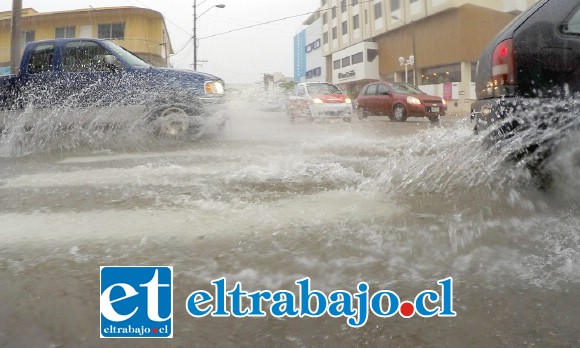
[0, 0, 316, 83]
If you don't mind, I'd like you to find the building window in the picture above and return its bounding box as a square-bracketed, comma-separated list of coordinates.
[323, 12, 328, 25]
[374, 2, 383, 20]
[334, 60, 341, 70]
[353, 14, 360, 30]
[471, 62, 478, 82]
[306, 67, 322, 79]
[21, 30, 35, 44]
[342, 56, 351, 67]
[410, 0, 418, 2]
[55, 26, 75, 39]
[332, 6, 337, 19]
[367, 48, 379, 62]
[342, 21, 348, 35]
[352, 0, 359, 5]
[390, 0, 400, 11]
[421, 63, 462, 84]
[352, 52, 363, 64]
[305, 44, 312, 53]
[332, 27, 337, 40]
[322, 0, 327, 5]
[313, 39, 321, 49]
[323, 32, 329, 44]
[341, 0, 347, 13]
[97, 23, 125, 39]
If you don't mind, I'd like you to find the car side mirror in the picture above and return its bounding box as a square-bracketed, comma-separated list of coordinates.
[104, 55, 122, 72]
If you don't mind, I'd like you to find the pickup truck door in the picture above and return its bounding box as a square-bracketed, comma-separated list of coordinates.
[58, 41, 126, 108]
[19, 42, 59, 109]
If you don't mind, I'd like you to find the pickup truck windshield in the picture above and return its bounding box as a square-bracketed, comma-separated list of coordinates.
[102, 41, 150, 68]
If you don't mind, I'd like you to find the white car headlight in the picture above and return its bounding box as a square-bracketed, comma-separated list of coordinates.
[407, 96, 421, 105]
[312, 98, 323, 104]
[345, 98, 352, 104]
[205, 81, 225, 95]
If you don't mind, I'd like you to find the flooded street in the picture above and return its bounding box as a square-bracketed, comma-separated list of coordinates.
[0, 97, 579, 347]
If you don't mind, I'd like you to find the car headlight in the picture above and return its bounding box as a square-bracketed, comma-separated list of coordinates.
[312, 98, 323, 104]
[345, 98, 352, 104]
[407, 96, 421, 105]
[442, 99, 446, 105]
[205, 81, 225, 95]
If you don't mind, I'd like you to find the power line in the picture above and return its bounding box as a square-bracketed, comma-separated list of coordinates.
[198, 0, 379, 40]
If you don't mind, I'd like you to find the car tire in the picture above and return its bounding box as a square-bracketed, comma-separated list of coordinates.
[148, 104, 195, 138]
[343, 116, 352, 122]
[357, 107, 368, 120]
[428, 115, 440, 125]
[390, 104, 407, 122]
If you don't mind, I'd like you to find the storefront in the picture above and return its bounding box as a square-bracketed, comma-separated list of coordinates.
[330, 41, 380, 99]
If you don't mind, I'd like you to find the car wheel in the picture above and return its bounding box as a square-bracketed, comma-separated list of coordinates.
[391, 104, 407, 122]
[428, 115, 440, 125]
[357, 107, 368, 120]
[151, 105, 191, 138]
[343, 116, 352, 122]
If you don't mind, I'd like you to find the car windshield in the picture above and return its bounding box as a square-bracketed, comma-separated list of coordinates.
[389, 82, 425, 95]
[307, 83, 342, 95]
[101, 40, 150, 68]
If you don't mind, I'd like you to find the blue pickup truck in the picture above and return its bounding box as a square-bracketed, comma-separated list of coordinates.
[0, 38, 226, 138]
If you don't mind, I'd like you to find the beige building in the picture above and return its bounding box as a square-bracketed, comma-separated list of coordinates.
[0, 6, 174, 72]
[319, 0, 538, 113]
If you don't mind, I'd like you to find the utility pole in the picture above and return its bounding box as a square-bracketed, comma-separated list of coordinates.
[193, 0, 197, 71]
[10, 0, 22, 74]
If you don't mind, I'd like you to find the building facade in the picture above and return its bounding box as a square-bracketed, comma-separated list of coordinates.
[0, 6, 173, 73]
[316, 0, 538, 113]
[294, 11, 327, 83]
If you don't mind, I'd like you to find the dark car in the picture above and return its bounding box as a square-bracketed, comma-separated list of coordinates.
[471, 0, 580, 132]
[470, 0, 580, 188]
[355, 82, 446, 124]
[287, 82, 352, 122]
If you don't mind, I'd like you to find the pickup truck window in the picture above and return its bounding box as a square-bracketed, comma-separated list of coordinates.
[102, 41, 150, 68]
[28, 43, 54, 74]
[63, 41, 117, 72]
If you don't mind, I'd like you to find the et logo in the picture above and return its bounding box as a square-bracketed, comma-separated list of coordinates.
[100, 266, 173, 338]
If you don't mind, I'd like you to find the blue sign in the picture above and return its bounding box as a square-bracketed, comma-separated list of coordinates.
[294, 30, 307, 82]
[0, 66, 11, 76]
[100, 266, 173, 338]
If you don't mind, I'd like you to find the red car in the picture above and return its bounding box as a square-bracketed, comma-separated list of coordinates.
[287, 82, 352, 122]
[355, 82, 446, 123]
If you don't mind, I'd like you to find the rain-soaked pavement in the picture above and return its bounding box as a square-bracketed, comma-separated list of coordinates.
[0, 94, 579, 347]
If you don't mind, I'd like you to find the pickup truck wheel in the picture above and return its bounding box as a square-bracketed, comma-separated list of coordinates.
[152, 106, 190, 138]
[390, 104, 407, 122]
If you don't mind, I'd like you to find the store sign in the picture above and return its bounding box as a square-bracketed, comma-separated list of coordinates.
[338, 70, 356, 79]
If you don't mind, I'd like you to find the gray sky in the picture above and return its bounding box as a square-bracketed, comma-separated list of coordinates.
[0, 0, 316, 83]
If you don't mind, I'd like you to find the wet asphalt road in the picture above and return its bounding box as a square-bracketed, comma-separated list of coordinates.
[0, 99, 579, 347]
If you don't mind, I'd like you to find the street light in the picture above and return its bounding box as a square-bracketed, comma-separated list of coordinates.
[193, 1, 225, 71]
[392, 15, 416, 85]
[398, 55, 414, 83]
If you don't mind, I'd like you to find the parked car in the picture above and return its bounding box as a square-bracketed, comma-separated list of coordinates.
[355, 82, 446, 123]
[470, 0, 580, 188]
[287, 82, 352, 122]
[0, 38, 227, 138]
[470, 0, 579, 133]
